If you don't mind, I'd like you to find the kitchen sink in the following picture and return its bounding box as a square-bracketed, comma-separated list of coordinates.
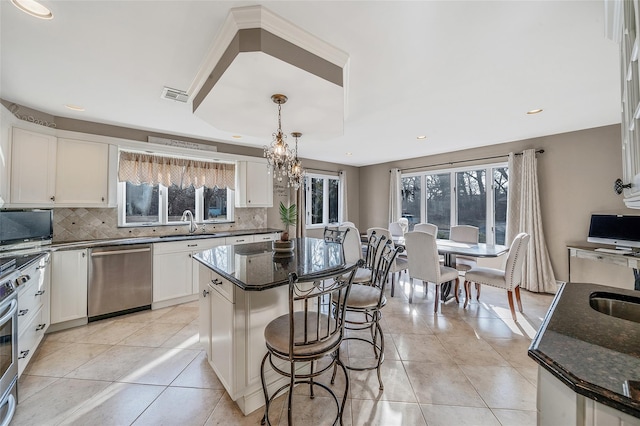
[589, 292, 640, 324]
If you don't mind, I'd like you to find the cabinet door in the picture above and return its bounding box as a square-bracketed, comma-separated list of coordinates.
[50, 250, 88, 324]
[198, 265, 212, 359]
[210, 284, 234, 389]
[153, 252, 193, 302]
[235, 161, 273, 207]
[55, 138, 109, 206]
[10, 128, 56, 205]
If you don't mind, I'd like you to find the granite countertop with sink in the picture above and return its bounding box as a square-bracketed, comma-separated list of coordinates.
[528, 282, 640, 419]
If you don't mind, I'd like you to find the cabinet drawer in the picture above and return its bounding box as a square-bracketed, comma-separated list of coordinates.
[154, 239, 209, 254]
[254, 233, 278, 242]
[209, 273, 235, 303]
[18, 306, 46, 377]
[226, 235, 254, 245]
[16, 268, 46, 332]
[575, 250, 629, 267]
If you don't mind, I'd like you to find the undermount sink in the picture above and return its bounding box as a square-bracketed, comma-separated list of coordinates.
[589, 292, 640, 324]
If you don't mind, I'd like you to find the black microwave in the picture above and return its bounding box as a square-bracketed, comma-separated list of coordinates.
[0, 209, 53, 247]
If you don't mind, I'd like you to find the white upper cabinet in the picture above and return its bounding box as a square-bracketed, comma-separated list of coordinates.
[55, 138, 109, 206]
[10, 128, 57, 205]
[9, 128, 115, 207]
[611, 0, 640, 208]
[235, 160, 273, 207]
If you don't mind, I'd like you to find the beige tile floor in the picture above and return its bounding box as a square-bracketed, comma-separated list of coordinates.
[14, 276, 554, 425]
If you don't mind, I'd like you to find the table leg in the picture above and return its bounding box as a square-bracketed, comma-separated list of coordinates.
[634, 268, 639, 291]
[441, 253, 456, 301]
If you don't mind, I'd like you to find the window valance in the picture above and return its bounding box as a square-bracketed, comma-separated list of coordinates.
[118, 151, 235, 190]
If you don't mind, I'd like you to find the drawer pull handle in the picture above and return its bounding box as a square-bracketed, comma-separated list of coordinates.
[18, 309, 28, 316]
[203, 289, 210, 298]
[35, 290, 45, 296]
[35, 324, 46, 331]
[211, 278, 223, 286]
[18, 350, 29, 359]
[236, 239, 245, 243]
[187, 244, 198, 247]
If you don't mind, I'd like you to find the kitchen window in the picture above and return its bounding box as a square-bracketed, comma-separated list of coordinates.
[305, 173, 341, 228]
[401, 163, 508, 245]
[117, 151, 235, 226]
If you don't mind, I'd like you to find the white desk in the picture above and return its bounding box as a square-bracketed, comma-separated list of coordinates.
[567, 246, 640, 290]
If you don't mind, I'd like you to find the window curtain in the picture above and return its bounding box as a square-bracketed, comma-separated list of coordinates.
[118, 151, 235, 189]
[389, 168, 402, 223]
[339, 170, 348, 222]
[295, 184, 306, 238]
[507, 150, 556, 293]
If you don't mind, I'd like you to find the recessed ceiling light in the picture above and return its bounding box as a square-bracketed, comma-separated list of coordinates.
[65, 104, 85, 112]
[416, 135, 427, 140]
[11, 0, 53, 19]
[526, 109, 543, 115]
[346, 152, 353, 156]
[231, 135, 242, 139]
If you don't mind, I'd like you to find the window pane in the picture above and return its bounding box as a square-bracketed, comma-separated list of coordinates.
[426, 173, 451, 239]
[204, 186, 228, 220]
[494, 167, 508, 245]
[167, 185, 196, 222]
[311, 178, 324, 225]
[328, 178, 339, 223]
[457, 170, 487, 242]
[401, 176, 421, 231]
[125, 182, 159, 223]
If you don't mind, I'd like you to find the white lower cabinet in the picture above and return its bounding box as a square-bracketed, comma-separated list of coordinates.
[198, 263, 291, 415]
[153, 238, 225, 308]
[50, 249, 88, 325]
[538, 367, 640, 426]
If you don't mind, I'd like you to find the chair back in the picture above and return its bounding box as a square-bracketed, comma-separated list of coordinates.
[371, 240, 404, 293]
[363, 230, 384, 271]
[404, 231, 442, 283]
[388, 222, 404, 237]
[340, 221, 356, 228]
[288, 262, 359, 360]
[450, 225, 479, 244]
[367, 227, 394, 268]
[324, 226, 349, 244]
[504, 232, 530, 289]
[338, 225, 362, 264]
[414, 223, 438, 235]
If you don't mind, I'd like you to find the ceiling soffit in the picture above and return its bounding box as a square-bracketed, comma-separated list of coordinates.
[190, 5, 349, 141]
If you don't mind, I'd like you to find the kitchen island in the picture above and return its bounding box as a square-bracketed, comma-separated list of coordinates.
[192, 237, 348, 415]
[528, 282, 640, 425]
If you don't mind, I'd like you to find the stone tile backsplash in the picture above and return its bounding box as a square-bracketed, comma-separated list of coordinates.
[53, 207, 268, 243]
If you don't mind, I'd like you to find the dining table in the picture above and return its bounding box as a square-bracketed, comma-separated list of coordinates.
[392, 236, 509, 300]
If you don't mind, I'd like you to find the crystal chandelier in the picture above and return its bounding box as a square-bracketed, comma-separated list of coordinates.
[264, 94, 292, 182]
[288, 132, 305, 189]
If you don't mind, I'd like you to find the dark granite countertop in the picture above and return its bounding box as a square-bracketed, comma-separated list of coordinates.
[193, 237, 350, 291]
[48, 228, 282, 251]
[528, 282, 640, 419]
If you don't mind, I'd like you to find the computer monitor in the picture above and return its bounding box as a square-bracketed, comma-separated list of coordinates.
[587, 214, 640, 250]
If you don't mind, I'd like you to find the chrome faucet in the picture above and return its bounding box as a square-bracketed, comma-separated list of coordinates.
[180, 210, 197, 234]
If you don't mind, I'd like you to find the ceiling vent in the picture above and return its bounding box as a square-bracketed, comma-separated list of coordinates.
[161, 87, 189, 103]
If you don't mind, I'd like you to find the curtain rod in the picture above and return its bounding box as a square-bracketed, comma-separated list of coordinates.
[306, 168, 342, 174]
[397, 149, 545, 173]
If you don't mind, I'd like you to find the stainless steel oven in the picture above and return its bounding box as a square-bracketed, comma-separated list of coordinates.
[0, 271, 17, 426]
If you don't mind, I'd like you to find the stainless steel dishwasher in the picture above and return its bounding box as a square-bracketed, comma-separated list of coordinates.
[88, 244, 152, 321]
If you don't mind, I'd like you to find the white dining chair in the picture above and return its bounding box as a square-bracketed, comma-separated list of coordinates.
[340, 221, 356, 228]
[404, 231, 459, 311]
[398, 218, 409, 234]
[463, 232, 530, 321]
[339, 225, 373, 284]
[388, 222, 404, 237]
[414, 223, 438, 235]
[450, 225, 479, 301]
